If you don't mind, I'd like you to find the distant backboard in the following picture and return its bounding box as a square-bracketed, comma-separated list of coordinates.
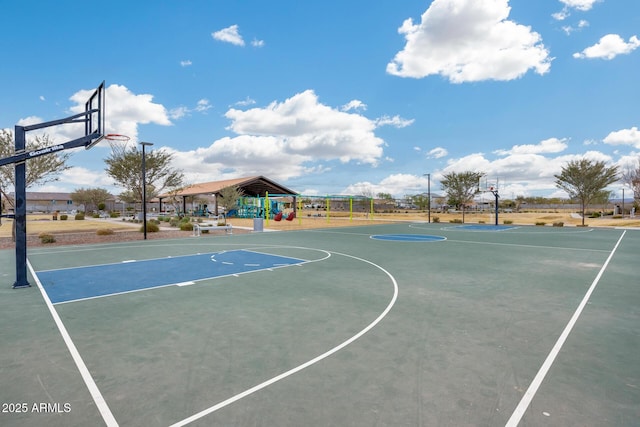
[84, 80, 105, 149]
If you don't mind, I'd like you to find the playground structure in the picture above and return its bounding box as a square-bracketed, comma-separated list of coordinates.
[224, 193, 393, 226]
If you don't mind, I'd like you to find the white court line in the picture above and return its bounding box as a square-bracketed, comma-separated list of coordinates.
[27, 260, 119, 427]
[169, 250, 399, 427]
[505, 230, 626, 427]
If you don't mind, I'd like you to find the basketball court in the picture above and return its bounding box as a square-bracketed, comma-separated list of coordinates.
[1, 222, 638, 426]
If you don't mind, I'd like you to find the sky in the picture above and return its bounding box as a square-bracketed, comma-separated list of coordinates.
[1, 0, 639, 200]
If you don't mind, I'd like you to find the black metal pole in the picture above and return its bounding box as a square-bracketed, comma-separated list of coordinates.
[494, 190, 499, 226]
[13, 126, 30, 288]
[140, 142, 153, 240]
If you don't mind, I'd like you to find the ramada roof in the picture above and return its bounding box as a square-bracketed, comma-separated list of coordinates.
[158, 176, 297, 198]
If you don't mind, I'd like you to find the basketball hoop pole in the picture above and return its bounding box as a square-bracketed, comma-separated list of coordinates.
[491, 188, 499, 226]
[2, 81, 105, 288]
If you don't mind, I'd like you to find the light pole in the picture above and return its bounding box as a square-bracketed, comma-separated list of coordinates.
[140, 141, 153, 240]
[424, 173, 431, 223]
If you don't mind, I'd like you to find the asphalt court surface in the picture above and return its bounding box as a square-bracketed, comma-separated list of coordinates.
[0, 222, 638, 426]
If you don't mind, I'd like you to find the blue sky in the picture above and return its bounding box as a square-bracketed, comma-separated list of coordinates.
[1, 0, 638, 199]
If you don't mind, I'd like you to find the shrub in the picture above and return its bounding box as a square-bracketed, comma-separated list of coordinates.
[169, 218, 180, 227]
[179, 222, 193, 231]
[535, 222, 546, 226]
[149, 218, 160, 225]
[96, 228, 115, 236]
[141, 222, 160, 233]
[92, 213, 100, 218]
[38, 233, 56, 244]
[110, 212, 120, 218]
[450, 218, 463, 223]
[59, 214, 68, 220]
[75, 213, 85, 220]
[552, 221, 564, 227]
[503, 220, 513, 225]
[432, 216, 440, 223]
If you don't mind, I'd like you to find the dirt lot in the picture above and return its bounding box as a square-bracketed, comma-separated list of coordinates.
[1, 210, 639, 249]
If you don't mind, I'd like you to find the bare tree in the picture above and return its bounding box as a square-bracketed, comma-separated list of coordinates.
[621, 157, 640, 202]
[0, 129, 71, 209]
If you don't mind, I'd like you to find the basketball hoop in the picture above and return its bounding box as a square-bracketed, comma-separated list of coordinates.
[103, 133, 131, 153]
[104, 133, 130, 142]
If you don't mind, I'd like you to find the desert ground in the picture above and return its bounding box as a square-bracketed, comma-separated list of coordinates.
[1, 209, 639, 249]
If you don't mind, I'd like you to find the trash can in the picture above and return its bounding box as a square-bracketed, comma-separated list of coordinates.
[253, 217, 264, 232]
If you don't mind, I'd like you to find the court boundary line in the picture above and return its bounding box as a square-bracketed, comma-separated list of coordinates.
[505, 230, 627, 427]
[168, 249, 399, 427]
[27, 259, 119, 427]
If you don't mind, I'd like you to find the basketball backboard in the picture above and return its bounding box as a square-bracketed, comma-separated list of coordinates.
[84, 80, 105, 149]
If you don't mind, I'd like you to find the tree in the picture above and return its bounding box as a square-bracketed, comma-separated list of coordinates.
[217, 185, 244, 213]
[406, 193, 429, 210]
[440, 171, 484, 222]
[0, 129, 71, 209]
[104, 143, 184, 207]
[71, 187, 112, 213]
[554, 158, 619, 226]
[621, 157, 640, 202]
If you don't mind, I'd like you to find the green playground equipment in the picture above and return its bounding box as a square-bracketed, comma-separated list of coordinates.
[226, 195, 285, 219]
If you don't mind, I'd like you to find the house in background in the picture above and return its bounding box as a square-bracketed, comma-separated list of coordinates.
[4, 192, 119, 213]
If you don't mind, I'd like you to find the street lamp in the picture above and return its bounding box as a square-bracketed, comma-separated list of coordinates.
[140, 141, 153, 240]
[423, 173, 431, 223]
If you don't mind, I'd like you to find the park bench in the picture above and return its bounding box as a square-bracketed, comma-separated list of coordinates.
[193, 222, 233, 236]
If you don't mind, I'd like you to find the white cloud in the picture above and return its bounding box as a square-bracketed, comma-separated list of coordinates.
[553, 0, 600, 20]
[224, 90, 384, 165]
[387, 0, 551, 83]
[494, 137, 568, 155]
[169, 99, 212, 120]
[558, 0, 599, 11]
[251, 38, 265, 48]
[436, 147, 618, 197]
[212, 24, 245, 46]
[603, 127, 640, 149]
[341, 100, 367, 112]
[60, 84, 171, 144]
[573, 34, 640, 60]
[195, 99, 212, 112]
[374, 115, 414, 128]
[427, 147, 448, 159]
[166, 90, 397, 183]
[234, 97, 256, 107]
[169, 106, 189, 120]
[562, 20, 589, 35]
[180, 60, 192, 67]
[341, 174, 430, 197]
